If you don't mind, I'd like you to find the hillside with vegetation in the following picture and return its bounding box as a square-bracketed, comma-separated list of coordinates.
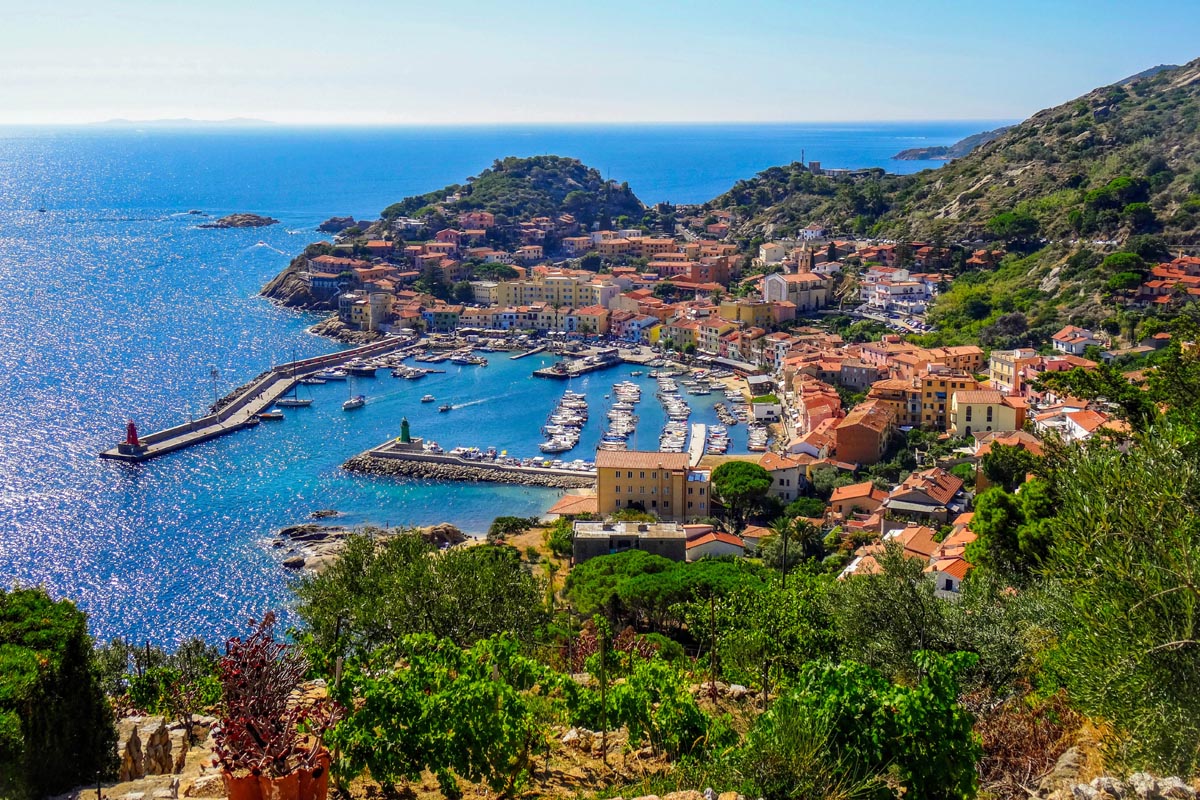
[708, 59, 1200, 346]
[380, 155, 645, 227]
[710, 59, 1200, 244]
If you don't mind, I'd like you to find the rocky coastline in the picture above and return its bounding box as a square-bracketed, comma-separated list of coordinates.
[259, 255, 336, 310]
[308, 314, 385, 344]
[344, 452, 597, 489]
[272, 520, 471, 571]
[198, 212, 279, 229]
[317, 215, 371, 233]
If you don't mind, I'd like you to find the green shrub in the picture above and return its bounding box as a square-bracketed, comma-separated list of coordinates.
[752, 652, 980, 799]
[0, 588, 116, 800]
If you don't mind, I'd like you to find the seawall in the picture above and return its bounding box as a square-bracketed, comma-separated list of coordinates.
[343, 452, 596, 489]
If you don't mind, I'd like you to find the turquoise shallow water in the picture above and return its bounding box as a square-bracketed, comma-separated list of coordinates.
[0, 122, 998, 644]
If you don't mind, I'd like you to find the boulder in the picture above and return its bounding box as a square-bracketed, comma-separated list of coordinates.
[139, 717, 174, 775]
[117, 721, 145, 781]
[1039, 747, 1085, 796]
[1159, 777, 1197, 799]
[182, 773, 224, 798]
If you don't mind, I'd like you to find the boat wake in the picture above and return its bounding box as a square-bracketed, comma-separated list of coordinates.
[454, 397, 491, 409]
[246, 242, 287, 254]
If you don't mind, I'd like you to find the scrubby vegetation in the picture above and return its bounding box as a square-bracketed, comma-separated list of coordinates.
[382, 155, 644, 227]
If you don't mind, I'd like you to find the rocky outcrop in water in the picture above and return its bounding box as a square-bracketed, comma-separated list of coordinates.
[198, 213, 279, 228]
[272, 521, 470, 571]
[317, 216, 367, 233]
[343, 453, 596, 489]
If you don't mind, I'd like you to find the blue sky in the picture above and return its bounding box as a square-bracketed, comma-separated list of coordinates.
[1, 0, 1197, 124]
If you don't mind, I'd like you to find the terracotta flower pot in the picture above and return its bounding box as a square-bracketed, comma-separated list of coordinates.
[223, 770, 263, 800]
[298, 751, 331, 800]
[259, 771, 300, 800]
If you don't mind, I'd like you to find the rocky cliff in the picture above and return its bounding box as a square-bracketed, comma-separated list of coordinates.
[259, 254, 336, 310]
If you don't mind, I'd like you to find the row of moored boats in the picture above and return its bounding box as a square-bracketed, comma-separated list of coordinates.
[540, 390, 589, 453]
[598, 381, 642, 451]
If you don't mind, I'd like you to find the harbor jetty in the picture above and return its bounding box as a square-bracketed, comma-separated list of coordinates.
[509, 344, 546, 360]
[344, 419, 596, 489]
[688, 423, 707, 467]
[533, 347, 622, 379]
[99, 335, 419, 462]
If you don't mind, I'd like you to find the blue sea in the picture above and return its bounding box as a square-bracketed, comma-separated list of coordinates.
[0, 121, 1002, 645]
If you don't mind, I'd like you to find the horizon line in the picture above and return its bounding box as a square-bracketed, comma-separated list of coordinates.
[0, 117, 1020, 128]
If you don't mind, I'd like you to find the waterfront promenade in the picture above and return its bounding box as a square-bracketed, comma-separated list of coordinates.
[99, 336, 419, 462]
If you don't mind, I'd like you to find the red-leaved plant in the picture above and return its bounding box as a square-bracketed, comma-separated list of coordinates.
[212, 613, 343, 778]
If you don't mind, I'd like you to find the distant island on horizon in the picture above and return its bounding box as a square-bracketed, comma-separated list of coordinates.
[89, 117, 275, 127]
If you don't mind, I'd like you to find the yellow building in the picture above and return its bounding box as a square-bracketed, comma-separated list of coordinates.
[596, 450, 709, 521]
[920, 370, 980, 431]
[573, 305, 611, 335]
[718, 299, 774, 328]
[949, 390, 1027, 437]
[661, 319, 701, 351]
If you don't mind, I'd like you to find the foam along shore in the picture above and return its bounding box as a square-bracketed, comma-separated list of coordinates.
[343, 448, 597, 489]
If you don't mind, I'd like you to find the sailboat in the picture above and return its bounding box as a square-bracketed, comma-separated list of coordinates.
[276, 352, 313, 407]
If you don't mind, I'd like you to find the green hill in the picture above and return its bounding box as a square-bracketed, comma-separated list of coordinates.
[381, 155, 644, 226]
[710, 59, 1200, 245]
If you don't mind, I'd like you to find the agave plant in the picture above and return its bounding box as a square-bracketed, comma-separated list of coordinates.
[212, 613, 342, 777]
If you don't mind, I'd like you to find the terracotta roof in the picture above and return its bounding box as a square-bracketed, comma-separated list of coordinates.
[547, 493, 599, 516]
[741, 525, 771, 540]
[1065, 410, 1110, 433]
[927, 557, 972, 581]
[758, 452, 802, 471]
[886, 523, 939, 560]
[686, 532, 745, 550]
[596, 450, 691, 471]
[954, 389, 1003, 405]
[837, 400, 895, 433]
[829, 481, 886, 503]
[891, 467, 963, 506]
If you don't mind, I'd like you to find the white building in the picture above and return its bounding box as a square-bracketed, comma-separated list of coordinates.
[758, 242, 787, 264]
[800, 223, 827, 241]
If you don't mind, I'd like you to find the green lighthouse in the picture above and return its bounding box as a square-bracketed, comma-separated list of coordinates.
[400, 417, 411, 443]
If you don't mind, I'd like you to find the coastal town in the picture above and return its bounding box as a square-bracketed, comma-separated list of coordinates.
[243, 160, 1175, 599]
[13, 10, 1200, 798]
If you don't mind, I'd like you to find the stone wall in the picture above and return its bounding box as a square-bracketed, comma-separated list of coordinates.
[344, 452, 596, 489]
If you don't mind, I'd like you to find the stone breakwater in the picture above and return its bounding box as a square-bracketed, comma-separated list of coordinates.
[344, 452, 597, 489]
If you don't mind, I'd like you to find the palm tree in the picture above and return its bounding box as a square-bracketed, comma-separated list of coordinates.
[770, 516, 795, 589]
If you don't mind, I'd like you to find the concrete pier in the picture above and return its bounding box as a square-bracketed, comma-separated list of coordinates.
[99, 335, 419, 463]
[688, 423, 707, 467]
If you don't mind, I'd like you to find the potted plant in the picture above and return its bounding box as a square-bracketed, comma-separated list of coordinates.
[212, 613, 342, 800]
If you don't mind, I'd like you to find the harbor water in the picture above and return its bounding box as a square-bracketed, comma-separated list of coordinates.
[0, 122, 990, 643]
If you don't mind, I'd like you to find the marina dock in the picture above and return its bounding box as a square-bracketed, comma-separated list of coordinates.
[99, 336, 419, 462]
[688, 423, 707, 467]
[509, 345, 547, 360]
